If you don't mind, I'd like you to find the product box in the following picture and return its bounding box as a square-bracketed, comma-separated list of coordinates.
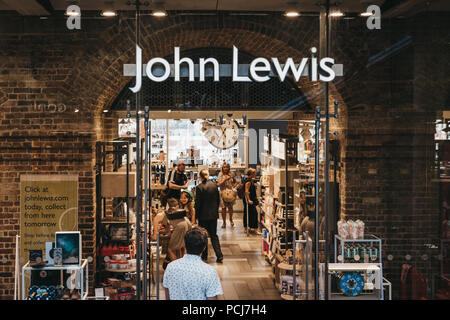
[45, 242, 55, 265]
[29, 250, 44, 267]
[53, 248, 63, 266]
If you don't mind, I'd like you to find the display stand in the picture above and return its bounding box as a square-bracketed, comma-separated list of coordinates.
[22, 259, 89, 300]
[95, 140, 134, 285]
[278, 231, 313, 300]
[334, 234, 384, 300]
[260, 134, 299, 265]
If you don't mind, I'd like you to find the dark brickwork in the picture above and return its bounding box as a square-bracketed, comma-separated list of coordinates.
[0, 11, 448, 299]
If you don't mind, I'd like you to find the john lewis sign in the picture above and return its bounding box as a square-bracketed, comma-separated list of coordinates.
[125, 46, 343, 93]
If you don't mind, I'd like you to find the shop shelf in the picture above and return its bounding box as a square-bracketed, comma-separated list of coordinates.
[22, 259, 89, 300]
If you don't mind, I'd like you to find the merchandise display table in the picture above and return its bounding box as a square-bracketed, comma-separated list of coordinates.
[22, 259, 89, 300]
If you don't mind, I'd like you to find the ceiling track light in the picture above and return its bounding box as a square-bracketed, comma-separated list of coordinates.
[330, 11, 344, 17]
[101, 1, 117, 17]
[65, 1, 80, 16]
[151, 9, 167, 17]
[360, 11, 374, 17]
[101, 10, 117, 17]
[284, 11, 300, 18]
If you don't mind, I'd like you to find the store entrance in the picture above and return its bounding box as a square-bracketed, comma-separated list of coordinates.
[115, 113, 295, 300]
[96, 47, 316, 300]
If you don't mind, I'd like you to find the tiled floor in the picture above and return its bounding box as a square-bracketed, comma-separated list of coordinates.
[151, 212, 281, 300]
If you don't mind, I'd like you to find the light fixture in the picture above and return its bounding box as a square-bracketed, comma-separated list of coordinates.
[284, 11, 300, 18]
[103, 109, 109, 113]
[330, 11, 344, 17]
[65, 9, 80, 16]
[101, 1, 117, 17]
[360, 11, 373, 17]
[101, 10, 117, 17]
[74, 108, 80, 113]
[151, 9, 167, 17]
[168, 109, 172, 113]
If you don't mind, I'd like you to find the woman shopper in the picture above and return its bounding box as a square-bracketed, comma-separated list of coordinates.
[243, 168, 259, 233]
[217, 163, 237, 228]
[165, 198, 192, 262]
[180, 190, 196, 224]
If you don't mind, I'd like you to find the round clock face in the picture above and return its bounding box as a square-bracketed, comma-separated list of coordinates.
[202, 119, 240, 150]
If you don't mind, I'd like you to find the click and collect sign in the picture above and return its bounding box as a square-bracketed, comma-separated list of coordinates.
[20, 175, 78, 268]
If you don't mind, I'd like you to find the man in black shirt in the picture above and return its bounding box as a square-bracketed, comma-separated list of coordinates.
[167, 161, 189, 200]
[195, 169, 223, 263]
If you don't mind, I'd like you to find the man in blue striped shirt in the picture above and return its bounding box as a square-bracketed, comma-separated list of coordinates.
[163, 227, 223, 300]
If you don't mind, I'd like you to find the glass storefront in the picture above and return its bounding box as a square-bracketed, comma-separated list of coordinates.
[0, 0, 449, 304]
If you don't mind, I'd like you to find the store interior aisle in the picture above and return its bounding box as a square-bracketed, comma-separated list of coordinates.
[153, 212, 280, 300]
[213, 213, 280, 300]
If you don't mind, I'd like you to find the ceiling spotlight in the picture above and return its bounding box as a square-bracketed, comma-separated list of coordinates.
[330, 11, 344, 17]
[101, 1, 116, 17]
[168, 109, 172, 113]
[74, 108, 80, 113]
[65, 9, 80, 16]
[360, 12, 373, 17]
[101, 10, 117, 17]
[152, 10, 167, 17]
[284, 11, 300, 18]
[103, 109, 109, 113]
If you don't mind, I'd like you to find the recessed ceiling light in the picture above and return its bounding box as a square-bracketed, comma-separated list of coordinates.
[74, 108, 80, 113]
[103, 109, 109, 113]
[284, 11, 300, 18]
[330, 11, 344, 17]
[101, 10, 117, 17]
[66, 10, 80, 16]
[152, 10, 167, 17]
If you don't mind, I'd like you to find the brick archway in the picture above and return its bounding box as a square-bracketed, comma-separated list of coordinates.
[64, 15, 347, 119]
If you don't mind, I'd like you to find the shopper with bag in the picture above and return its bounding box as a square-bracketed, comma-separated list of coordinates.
[195, 169, 224, 263]
[217, 163, 237, 228]
[243, 168, 259, 233]
[165, 198, 192, 262]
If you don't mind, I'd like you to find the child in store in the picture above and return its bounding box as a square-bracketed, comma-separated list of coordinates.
[180, 190, 196, 224]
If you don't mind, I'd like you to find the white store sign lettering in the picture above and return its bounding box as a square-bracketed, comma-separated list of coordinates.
[126, 46, 342, 93]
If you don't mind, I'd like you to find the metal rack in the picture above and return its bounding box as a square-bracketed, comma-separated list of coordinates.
[22, 259, 89, 300]
[334, 234, 384, 300]
[95, 140, 133, 285]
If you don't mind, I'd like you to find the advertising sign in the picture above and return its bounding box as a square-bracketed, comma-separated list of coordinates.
[19, 175, 78, 269]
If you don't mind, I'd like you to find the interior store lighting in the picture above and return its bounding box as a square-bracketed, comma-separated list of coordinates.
[101, 10, 117, 17]
[360, 11, 374, 17]
[330, 11, 344, 17]
[74, 108, 80, 113]
[284, 11, 300, 17]
[152, 10, 167, 17]
[103, 109, 109, 113]
[65, 9, 80, 16]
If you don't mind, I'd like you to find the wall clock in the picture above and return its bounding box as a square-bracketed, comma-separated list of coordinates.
[201, 119, 240, 150]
